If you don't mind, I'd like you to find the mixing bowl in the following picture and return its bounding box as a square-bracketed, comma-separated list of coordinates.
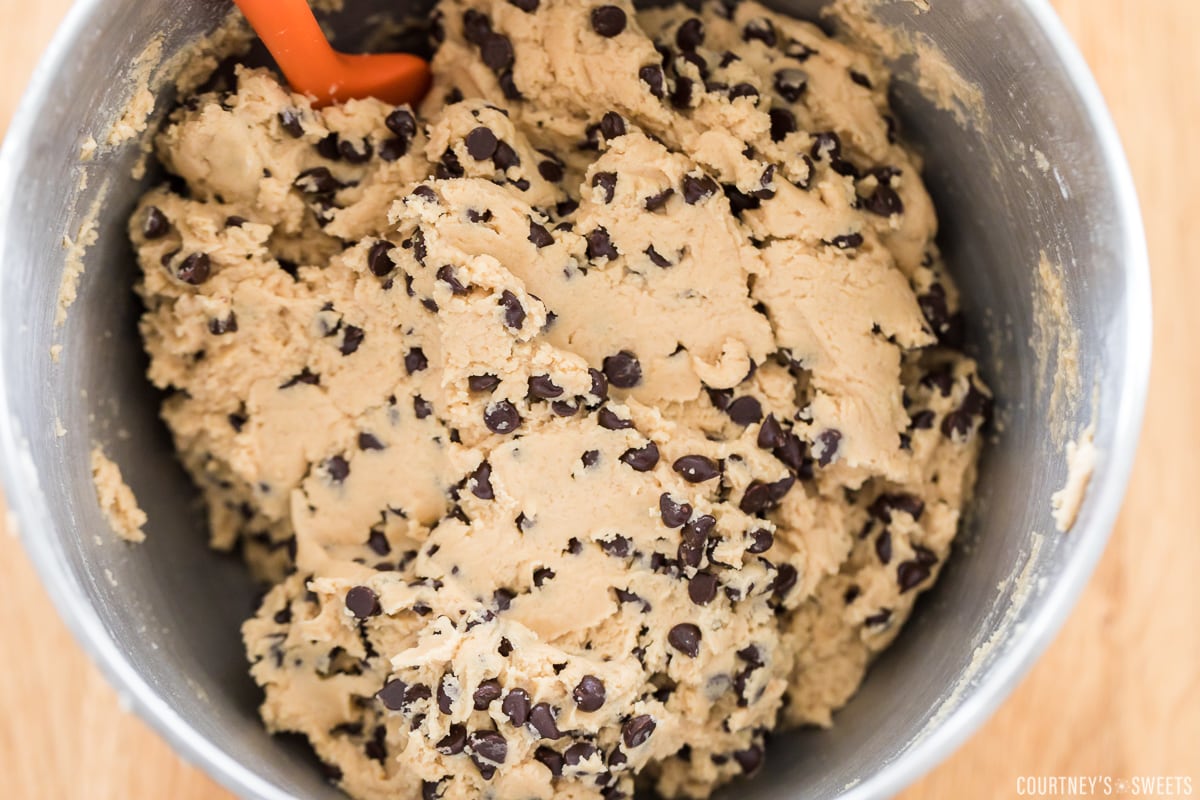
[0, 0, 1150, 797]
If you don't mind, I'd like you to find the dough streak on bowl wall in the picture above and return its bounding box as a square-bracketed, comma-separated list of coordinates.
[123, 0, 991, 797]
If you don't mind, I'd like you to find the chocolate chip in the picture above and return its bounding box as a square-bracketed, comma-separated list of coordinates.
[468, 729, 508, 776]
[739, 482, 774, 515]
[600, 534, 631, 558]
[277, 108, 304, 138]
[411, 185, 438, 205]
[563, 742, 598, 767]
[688, 572, 718, 605]
[340, 325, 364, 355]
[436, 723, 466, 755]
[592, 171, 618, 203]
[480, 32, 515, 73]
[757, 415, 784, 450]
[295, 166, 341, 195]
[465, 126, 498, 160]
[280, 367, 319, 388]
[365, 529, 390, 556]
[587, 368, 610, 405]
[530, 703, 562, 739]
[538, 159, 563, 182]
[472, 679, 503, 710]
[875, 529, 893, 564]
[863, 182, 904, 217]
[869, 493, 925, 522]
[682, 174, 718, 204]
[672, 76, 694, 108]
[499, 290, 526, 329]
[573, 675, 606, 712]
[668, 623, 701, 657]
[725, 396, 763, 426]
[815, 429, 842, 466]
[849, 69, 873, 89]
[941, 409, 973, 440]
[470, 461, 494, 499]
[527, 374, 563, 399]
[143, 206, 170, 239]
[769, 107, 797, 143]
[865, 609, 892, 627]
[436, 675, 456, 714]
[729, 82, 759, 101]
[501, 688, 531, 725]
[599, 111, 626, 141]
[434, 265, 466, 295]
[897, 560, 931, 592]
[597, 408, 632, 430]
[675, 17, 704, 51]
[367, 240, 395, 276]
[535, 746, 564, 776]
[403, 347, 428, 374]
[591, 5, 626, 37]
[830, 232, 864, 250]
[643, 188, 675, 212]
[910, 409, 936, 430]
[619, 441, 659, 471]
[674, 455, 721, 483]
[743, 18, 777, 46]
[528, 218, 554, 248]
[602, 351, 643, 389]
[774, 68, 808, 103]
[483, 138, 516, 171]
[734, 745, 763, 774]
[316, 133, 342, 161]
[773, 563, 798, 597]
[484, 400, 521, 434]
[469, 374, 501, 392]
[386, 108, 416, 140]
[177, 253, 211, 285]
[644, 245, 673, 268]
[747, 528, 774, 554]
[376, 678, 407, 710]
[345, 586, 379, 619]
[586, 226, 618, 261]
[660, 493, 692, 528]
[378, 136, 407, 161]
[339, 138, 373, 163]
[622, 714, 656, 749]
[639, 64, 665, 98]
[208, 312, 237, 335]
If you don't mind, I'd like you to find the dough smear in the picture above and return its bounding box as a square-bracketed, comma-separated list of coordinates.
[130, 1, 989, 797]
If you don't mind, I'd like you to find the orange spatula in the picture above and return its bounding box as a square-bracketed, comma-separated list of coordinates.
[233, 0, 431, 107]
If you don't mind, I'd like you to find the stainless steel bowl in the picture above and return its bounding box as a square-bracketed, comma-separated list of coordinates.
[0, 1, 1150, 798]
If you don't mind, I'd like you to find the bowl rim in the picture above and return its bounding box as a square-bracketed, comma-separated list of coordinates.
[0, 0, 1152, 798]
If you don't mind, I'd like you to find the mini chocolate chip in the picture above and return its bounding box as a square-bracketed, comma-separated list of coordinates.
[465, 126, 499, 160]
[747, 528, 774, 553]
[481, 33, 515, 73]
[470, 461, 494, 499]
[773, 562, 798, 596]
[643, 188, 675, 212]
[502, 688, 531, 725]
[437, 675, 455, 714]
[869, 493, 925, 523]
[910, 409, 936, 430]
[815, 429, 842, 466]
[668, 623, 701, 657]
[622, 714, 656, 748]
[592, 171, 618, 203]
[386, 108, 416, 139]
[499, 290, 526, 329]
[863, 183, 904, 217]
[143, 206, 170, 239]
[672, 76, 694, 108]
[600, 534, 631, 558]
[376, 678, 407, 710]
[436, 265, 468, 295]
[368, 240, 395, 276]
[645, 245, 673, 267]
[587, 226, 618, 261]
[345, 586, 378, 619]
[573, 675, 606, 712]
[177, 253, 211, 285]
[436, 724, 467, 755]
[673, 455, 720, 483]
[586, 368, 610, 405]
[849, 69, 873, 89]
[660, 493, 692, 528]
[734, 745, 763, 774]
[340, 325, 364, 355]
[484, 400, 521, 434]
[473, 679, 503, 710]
[530, 703, 562, 739]
[591, 5, 626, 37]
[597, 408, 632, 430]
[830, 232, 864, 249]
[676, 17, 704, 51]
[366, 529, 390, 556]
[688, 572, 718, 605]
[280, 367, 319, 388]
[404, 347, 428, 374]
[533, 566, 556, 587]
[413, 395, 434, 419]
[619, 441, 659, 472]
[875, 530, 893, 564]
[682, 174, 718, 204]
[602, 350, 642, 388]
[726, 396, 763, 425]
[411, 185, 438, 204]
[535, 746, 564, 776]
[295, 166, 340, 195]
[469, 374, 501, 392]
[769, 108, 797, 143]
[774, 68, 808, 102]
[528, 219, 554, 247]
[278, 108, 304, 138]
[729, 82, 759, 101]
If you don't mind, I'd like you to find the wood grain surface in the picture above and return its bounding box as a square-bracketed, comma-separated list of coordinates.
[1, 1, 1196, 797]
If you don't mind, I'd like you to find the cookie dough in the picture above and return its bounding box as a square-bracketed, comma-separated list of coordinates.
[91, 448, 147, 543]
[129, 1, 990, 798]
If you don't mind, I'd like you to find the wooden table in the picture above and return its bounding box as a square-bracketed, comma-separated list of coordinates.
[1, 1, 1196, 797]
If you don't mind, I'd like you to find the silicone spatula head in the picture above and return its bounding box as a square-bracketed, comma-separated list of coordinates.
[232, 0, 431, 107]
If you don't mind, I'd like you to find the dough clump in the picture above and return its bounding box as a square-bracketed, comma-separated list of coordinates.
[130, 1, 989, 798]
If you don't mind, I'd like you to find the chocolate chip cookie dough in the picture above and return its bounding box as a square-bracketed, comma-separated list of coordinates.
[129, 1, 990, 798]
